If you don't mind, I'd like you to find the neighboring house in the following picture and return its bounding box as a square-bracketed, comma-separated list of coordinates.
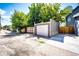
[66, 6, 79, 35]
[66, 6, 79, 26]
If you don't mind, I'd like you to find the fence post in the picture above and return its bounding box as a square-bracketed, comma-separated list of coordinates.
[33, 23, 36, 36]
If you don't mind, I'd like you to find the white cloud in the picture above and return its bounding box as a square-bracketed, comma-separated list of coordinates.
[1, 15, 11, 22]
[2, 15, 10, 19]
[0, 9, 11, 26]
[10, 10, 14, 15]
[1, 15, 11, 26]
[0, 9, 6, 15]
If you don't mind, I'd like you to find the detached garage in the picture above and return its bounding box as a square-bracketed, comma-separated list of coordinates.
[34, 19, 58, 37]
[36, 23, 49, 37]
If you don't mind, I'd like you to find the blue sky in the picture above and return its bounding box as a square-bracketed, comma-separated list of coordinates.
[0, 3, 31, 26]
[0, 3, 78, 26]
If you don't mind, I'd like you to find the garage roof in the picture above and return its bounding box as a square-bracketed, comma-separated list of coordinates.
[73, 13, 79, 17]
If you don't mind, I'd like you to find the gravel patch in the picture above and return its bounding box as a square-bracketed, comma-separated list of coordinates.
[0, 37, 78, 56]
[0, 30, 78, 56]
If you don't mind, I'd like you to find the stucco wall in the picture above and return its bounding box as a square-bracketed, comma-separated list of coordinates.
[34, 22, 50, 37]
[36, 25, 49, 36]
[34, 19, 58, 37]
[50, 19, 58, 36]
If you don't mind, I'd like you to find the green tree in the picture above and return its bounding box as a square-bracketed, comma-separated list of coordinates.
[39, 3, 51, 22]
[2, 25, 11, 30]
[40, 3, 73, 22]
[11, 10, 27, 32]
[27, 3, 42, 26]
[27, 3, 73, 27]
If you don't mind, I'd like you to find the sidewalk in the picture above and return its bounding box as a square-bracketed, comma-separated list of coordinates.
[39, 34, 79, 54]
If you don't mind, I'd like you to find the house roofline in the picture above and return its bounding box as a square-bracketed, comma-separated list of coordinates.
[66, 6, 79, 18]
[72, 6, 79, 13]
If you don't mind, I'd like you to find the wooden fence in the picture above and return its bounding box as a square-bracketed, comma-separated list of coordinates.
[21, 27, 34, 33]
[59, 26, 74, 34]
[27, 27, 34, 33]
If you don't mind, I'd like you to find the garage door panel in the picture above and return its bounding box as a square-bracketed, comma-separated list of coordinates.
[36, 25, 48, 36]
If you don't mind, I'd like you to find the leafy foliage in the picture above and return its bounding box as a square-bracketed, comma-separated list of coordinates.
[27, 3, 42, 26]
[11, 3, 73, 31]
[2, 25, 11, 30]
[27, 3, 73, 27]
[11, 10, 27, 32]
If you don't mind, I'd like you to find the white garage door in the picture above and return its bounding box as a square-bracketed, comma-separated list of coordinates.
[36, 25, 48, 36]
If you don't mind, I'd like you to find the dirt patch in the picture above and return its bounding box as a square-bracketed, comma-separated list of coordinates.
[0, 30, 78, 56]
[0, 37, 78, 56]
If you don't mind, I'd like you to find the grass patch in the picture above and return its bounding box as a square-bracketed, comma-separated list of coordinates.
[36, 39, 45, 44]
